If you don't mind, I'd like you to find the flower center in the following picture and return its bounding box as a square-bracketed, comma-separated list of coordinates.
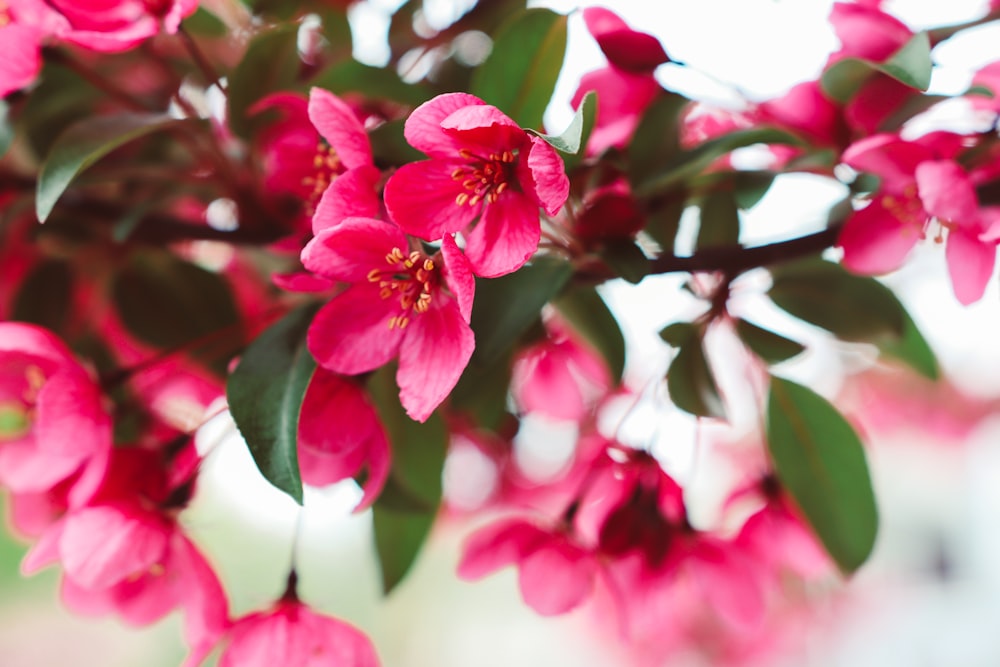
[301, 142, 344, 214]
[451, 149, 516, 207]
[881, 185, 926, 234]
[0, 1, 13, 26]
[367, 247, 438, 330]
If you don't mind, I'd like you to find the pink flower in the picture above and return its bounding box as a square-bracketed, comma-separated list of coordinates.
[297, 369, 390, 510]
[216, 599, 380, 667]
[457, 515, 597, 616]
[301, 216, 475, 422]
[0, 21, 43, 97]
[0, 323, 111, 503]
[44, 0, 197, 52]
[838, 133, 1000, 304]
[383, 93, 569, 277]
[511, 317, 610, 421]
[571, 7, 669, 154]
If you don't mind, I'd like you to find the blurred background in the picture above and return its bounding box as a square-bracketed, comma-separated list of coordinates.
[5, 0, 1000, 665]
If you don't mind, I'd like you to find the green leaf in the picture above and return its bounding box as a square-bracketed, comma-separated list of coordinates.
[876, 301, 938, 380]
[735, 319, 805, 364]
[368, 364, 448, 593]
[643, 193, 686, 253]
[769, 258, 905, 343]
[627, 92, 688, 191]
[36, 113, 192, 222]
[535, 90, 595, 155]
[227, 305, 320, 505]
[732, 171, 776, 209]
[0, 99, 12, 159]
[658, 321, 693, 348]
[451, 350, 514, 430]
[22, 63, 100, 159]
[553, 286, 626, 383]
[822, 32, 932, 103]
[470, 8, 568, 129]
[695, 190, 741, 249]
[11, 260, 73, 332]
[369, 119, 425, 167]
[664, 324, 726, 419]
[767, 376, 878, 573]
[470, 256, 573, 364]
[112, 252, 241, 350]
[228, 25, 301, 139]
[182, 7, 228, 36]
[601, 240, 650, 284]
[634, 127, 801, 198]
[309, 60, 428, 106]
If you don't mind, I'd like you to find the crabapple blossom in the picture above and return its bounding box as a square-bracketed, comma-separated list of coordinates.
[383, 92, 569, 277]
[301, 216, 475, 422]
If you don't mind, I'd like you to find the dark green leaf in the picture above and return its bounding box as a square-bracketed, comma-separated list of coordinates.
[22, 63, 100, 159]
[309, 60, 428, 106]
[112, 252, 241, 350]
[667, 329, 726, 419]
[470, 256, 572, 364]
[601, 240, 650, 284]
[767, 376, 878, 573]
[695, 190, 741, 249]
[368, 363, 448, 593]
[369, 119, 425, 168]
[535, 90, 595, 155]
[735, 319, 805, 364]
[876, 301, 938, 380]
[182, 7, 228, 36]
[12, 260, 73, 332]
[228, 25, 301, 139]
[36, 113, 193, 222]
[0, 100, 12, 159]
[822, 32, 931, 103]
[470, 8, 567, 129]
[635, 127, 801, 198]
[627, 92, 688, 192]
[451, 350, 514, 430]
[658, 321, 693, 348]
[769, 258, 905, 343]
[553, 286, 626, 383]
[643, 193, 686, 253]
[227, 305, 321, 505]
[732, 171, 776, 209]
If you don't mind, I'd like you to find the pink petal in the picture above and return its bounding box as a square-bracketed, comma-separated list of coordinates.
[463, 193, 541, 278]
[383, 160, 479, 240]
[946, 228, 996, 305]
[397, 300, 475, 422]
[0, 24, 42, 97]
[513, 344, 587, 421]
[915, 160, 982, 231]
[21, 518, 65, 575]
[404, 92, 486, 157]
[440, 104, 524, 155]
[842, 134, 932, 187]
[519, 539, 596, 616]
[312, 165, 383, 234]
[307, 88, 373, 170]
[838, 199, 921, 274]
[457, 518, 549, 580]
[59, 505, 170, 590]
[34, 369, 110, 457]
[441, 234, 475, 322]
[272, 271, 336, 293]
[845, 75, 913, 134]
[829, 2, 911, 63]
[522, 135, 570, 216]
[171, 533, 230, 653]
[0, 321, 73, 361]
[758, 80, 844, 146]
[687, 538, 765, 632]
[301, 217, 409, 283]
[0, 437, 85, 494]
[307, 285, 403, 375]
[583, 8, 668, 72]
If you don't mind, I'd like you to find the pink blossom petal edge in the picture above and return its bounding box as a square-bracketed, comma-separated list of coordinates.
[519, 540, 596, 616]
[396, 301, 475, 422]
[383, 160, 479, 240]
[441, 234, 475, 322]
[312, 164, 382, 234]
[946, 229, 996, 305]
[463, 193, 540, 278]
[307, 285, 403, 375]
[457, 518, 548, 580]
[837, 199, 920, 275]
[403, 92, 486, 157]
[915, 160, 982, 232]
[307, 87, 373, 170]
[302, 217, 408, 283]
